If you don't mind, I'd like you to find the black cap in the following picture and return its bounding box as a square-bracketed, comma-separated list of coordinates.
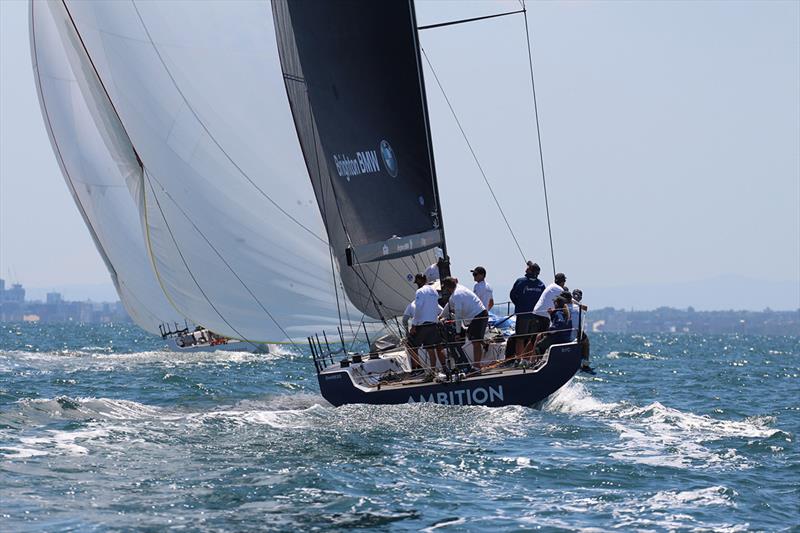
[561, 290, 573, 303]
[572, 288, 583, 301]
[470, 266, 486, 276]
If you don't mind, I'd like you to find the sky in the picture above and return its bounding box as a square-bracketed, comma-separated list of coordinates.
[1, 0, 798, 310]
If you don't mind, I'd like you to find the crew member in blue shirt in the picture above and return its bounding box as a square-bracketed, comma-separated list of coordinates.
[508, 261, 547, 359]
[532, 293, 573, 357]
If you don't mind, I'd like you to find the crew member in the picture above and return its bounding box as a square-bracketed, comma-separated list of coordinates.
[571, 288, 592, 371]
[509, 261, 546, 359]
[408, 274, 446, 372]
[471, 266, 494, 311]
[424, 262, 439, 282]
[533, 272, 568, 324]
[533, 294, 572, 356]
[439, 277, 488, 368]
[402, 300, 415, 334]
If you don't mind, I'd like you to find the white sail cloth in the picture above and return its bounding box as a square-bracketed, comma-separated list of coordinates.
[30, 0, 182, 334]
[41, 0, 380, 342]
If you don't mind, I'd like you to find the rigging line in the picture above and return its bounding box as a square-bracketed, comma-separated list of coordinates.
[142, 170, 262, 352]
[522, 2, 557, 275]
[410, 0, 447, 258]
[340, 280, 357, 337]
[409, 253, 423, 273]
[301, 89, 390, 325]
[129, 0, 327, 246]
[385, 255, 417, 288]
[348, 261, 385, 352]
[145, 168, 305, 354]
[59, 0, 143, 167]
[351, 254, 414, 312]
[395, 254, 417, 279]
[417, 8, 525, 31]
[328, 241, 344, 333]
[303, 107, 398, 324]
[31, 5, 183, 329]
[420, 48, 527, 263]
[305, 88, 344, 333]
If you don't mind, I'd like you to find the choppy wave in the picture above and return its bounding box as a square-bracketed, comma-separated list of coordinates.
[538, 380, 789, 471]
[1, 329, 797, 531]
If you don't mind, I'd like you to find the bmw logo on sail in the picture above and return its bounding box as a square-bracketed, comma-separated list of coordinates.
[332, 140, 398, 181]
[380, 140, 398, 177]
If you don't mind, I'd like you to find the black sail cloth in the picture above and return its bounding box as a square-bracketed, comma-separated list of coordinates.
[273, 0, 445, 319]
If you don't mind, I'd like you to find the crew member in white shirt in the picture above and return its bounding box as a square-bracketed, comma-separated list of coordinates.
[439, 277, 489, 368]
[424, 262, 439, 282]
[471, 266, 494, 311]
[533, 272, 568, 324]
[403, 299, 443, 334]
[408, 274, 446, 372]
[402, 301, 415, 334]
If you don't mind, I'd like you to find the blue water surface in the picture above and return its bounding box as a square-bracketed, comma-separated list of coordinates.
[0, 323, 797, 531]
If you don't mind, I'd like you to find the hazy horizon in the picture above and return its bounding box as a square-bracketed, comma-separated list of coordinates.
[2, 1, 798, 313]
[9, 274, 798, 312]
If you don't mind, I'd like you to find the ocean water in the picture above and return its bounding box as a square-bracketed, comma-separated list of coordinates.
[0, 323, 797, 531]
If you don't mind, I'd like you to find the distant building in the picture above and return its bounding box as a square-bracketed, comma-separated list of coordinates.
[46, 292, 62, 304]
[0, 278, 131, 324]
[3, 283, 25, 303]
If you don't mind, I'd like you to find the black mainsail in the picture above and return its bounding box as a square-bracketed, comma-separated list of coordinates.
[273, 0, 445, 320]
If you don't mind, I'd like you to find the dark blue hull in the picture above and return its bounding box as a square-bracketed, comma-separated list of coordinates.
[318, 343, 583, 407]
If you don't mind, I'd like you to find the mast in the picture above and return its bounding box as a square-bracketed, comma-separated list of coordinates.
[409, 0, 448, 264]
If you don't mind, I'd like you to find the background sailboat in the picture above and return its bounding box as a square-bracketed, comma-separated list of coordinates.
[31, 0, 380, 345]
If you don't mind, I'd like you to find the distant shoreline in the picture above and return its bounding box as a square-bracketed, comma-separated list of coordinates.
[1, 303, 797, 336]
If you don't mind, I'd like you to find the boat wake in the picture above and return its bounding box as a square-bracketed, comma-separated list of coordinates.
[539, 380, 787, 470]
[0, 349, 283, 373]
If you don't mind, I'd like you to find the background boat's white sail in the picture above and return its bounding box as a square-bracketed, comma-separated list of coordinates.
[30, 0, 183, 334]
[49, 0, 368, 342]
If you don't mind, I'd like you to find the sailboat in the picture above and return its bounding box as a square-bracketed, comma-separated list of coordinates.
[31, 0, 582, 406]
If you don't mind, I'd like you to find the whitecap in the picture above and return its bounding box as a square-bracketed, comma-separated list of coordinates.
[541, 380, 619, 415]
[0, 446, 49, 458]
[603, 402, 784, 469]
[422, 517, 466, 532]
[646, 485, 736, 509]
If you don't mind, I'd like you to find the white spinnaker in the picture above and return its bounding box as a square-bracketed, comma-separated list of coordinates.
[60, 0, 366, 342]
[30, 0, 184, 334]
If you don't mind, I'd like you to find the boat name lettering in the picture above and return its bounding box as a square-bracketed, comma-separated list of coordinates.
[407, 385, 504, 405]
[324, 374, 343, 380]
